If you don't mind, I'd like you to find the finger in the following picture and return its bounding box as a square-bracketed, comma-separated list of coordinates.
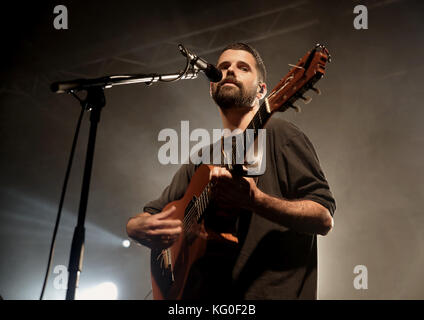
[209, 166, 219, 182]
[152, 232, 180, 241]
[148, 226, 183, 237]
[220, 167, 232, 178]
[218, 170, 234, 186]
[155, 206, 177, 219]
[149, 218, 182, 230]
[210, 167, 230, 189]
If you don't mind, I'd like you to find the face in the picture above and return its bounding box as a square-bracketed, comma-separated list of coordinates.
[211, 49, 262, 110]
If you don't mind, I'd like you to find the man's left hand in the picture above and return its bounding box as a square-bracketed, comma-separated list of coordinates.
[209, 166, 260, 210]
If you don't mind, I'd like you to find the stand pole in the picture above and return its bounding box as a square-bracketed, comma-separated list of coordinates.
[65, 86, 105, 300]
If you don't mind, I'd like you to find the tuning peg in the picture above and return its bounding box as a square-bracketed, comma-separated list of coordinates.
[289, 103, 302, 113]
[311, 86, 321, 95]
[300, 95, 312, 104]
[288, 63, 305, 70]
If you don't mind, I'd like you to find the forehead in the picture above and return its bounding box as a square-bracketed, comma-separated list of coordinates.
[217, 49, 257, 67]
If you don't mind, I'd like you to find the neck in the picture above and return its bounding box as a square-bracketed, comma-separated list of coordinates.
[219, 103, 260, 131]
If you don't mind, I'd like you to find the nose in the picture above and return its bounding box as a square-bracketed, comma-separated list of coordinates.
[226, 64, 236, 77]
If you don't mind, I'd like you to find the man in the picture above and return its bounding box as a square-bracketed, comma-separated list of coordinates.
[126, 43, 336, 299]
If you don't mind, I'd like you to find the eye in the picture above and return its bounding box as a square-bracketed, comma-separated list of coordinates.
[217, 62, 230, 70]
[238, 63, 250, 72]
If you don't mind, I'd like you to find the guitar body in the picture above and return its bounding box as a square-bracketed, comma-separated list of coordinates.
[151, 164, 212, 300]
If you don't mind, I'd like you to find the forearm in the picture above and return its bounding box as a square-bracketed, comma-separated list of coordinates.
[126, 212, 152, 247]
[251, 189, 334, 235]
[126, 207, 182, 249]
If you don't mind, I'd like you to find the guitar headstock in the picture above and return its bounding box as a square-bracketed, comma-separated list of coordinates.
[266, 44, 331, 113]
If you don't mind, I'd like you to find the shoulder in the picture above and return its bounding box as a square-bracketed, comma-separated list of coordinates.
[178, 163, 197, 179]
[264, 117, 321, 162]
[264, 117, 305, 145]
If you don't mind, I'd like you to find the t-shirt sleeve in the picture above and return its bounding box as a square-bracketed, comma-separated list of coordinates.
[143, 164, 195, 215]
[279, 132, 336, 216]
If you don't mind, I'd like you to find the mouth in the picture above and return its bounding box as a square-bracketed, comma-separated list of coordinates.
[220, 79, 240, 88]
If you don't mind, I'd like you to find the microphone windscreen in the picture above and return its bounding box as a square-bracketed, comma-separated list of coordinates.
[205, 65, 222, 82]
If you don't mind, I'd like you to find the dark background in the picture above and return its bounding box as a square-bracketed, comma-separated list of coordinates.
[1, 0, 423, 299]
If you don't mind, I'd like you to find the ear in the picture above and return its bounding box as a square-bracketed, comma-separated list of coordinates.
[257, 82, 267, 100]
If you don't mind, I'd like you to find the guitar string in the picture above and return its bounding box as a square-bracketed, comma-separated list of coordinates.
[181, 183, 212, 236]
[181, 182, 209, 228]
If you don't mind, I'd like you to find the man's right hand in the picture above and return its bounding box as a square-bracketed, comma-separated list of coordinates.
[126, 206, 182, 249]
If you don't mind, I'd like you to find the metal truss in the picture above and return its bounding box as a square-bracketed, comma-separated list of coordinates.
[0, 0, 406, 103]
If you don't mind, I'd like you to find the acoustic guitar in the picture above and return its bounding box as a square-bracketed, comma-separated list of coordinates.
[150, 44, 331, 299]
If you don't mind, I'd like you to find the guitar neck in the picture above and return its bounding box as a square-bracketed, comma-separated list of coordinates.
[246, 99, 273, 133]
[227, 99, 273, 166]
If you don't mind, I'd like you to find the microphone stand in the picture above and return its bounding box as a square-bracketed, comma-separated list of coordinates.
[57, 66, 199, 300]
[51, 70, 199, 93]
[65, 86, 104, 300]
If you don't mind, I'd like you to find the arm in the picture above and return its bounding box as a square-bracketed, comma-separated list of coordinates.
[126, 164, 194, 249]
[210, 167, 334, 236]
[251, 187, 334, 235]
[126, 207, 183, 249]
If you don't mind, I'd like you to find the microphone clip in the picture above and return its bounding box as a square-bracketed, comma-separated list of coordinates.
[178, 44, 222, 82]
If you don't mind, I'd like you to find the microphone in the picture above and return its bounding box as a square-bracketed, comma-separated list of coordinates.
[178, 44, 222, 82]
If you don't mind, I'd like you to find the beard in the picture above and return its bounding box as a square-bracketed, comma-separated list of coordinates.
[212, 77, 257, 110]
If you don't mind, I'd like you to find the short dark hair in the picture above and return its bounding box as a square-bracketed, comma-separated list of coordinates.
[220, 42, 267, 83]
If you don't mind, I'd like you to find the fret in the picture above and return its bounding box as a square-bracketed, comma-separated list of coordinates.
[201, 191, 206, 215]
[200, 193, 205, 218]
[197, 197, 202, 218]
[194, 184, 211, 223]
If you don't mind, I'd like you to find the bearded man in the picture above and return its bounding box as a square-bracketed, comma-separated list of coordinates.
[126, 43, 336, 299]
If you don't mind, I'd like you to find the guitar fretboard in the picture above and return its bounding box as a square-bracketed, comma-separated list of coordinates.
[228, 100, 272, 166]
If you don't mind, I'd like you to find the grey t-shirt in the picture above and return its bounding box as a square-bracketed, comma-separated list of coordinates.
[144, 117, 336, 299]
